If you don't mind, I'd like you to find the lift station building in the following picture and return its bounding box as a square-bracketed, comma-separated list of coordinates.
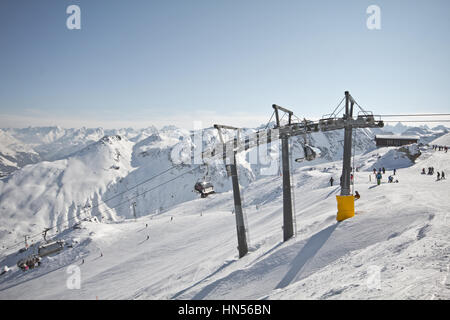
[375, 134, 419, 147]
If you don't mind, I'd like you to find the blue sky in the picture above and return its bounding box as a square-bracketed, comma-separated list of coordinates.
[1, 0, 449, 129]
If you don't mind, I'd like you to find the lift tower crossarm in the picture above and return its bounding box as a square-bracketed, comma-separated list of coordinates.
[214, 124, 239, 130]
[203, 115, 383, 162]
[273, 104, 293, 127]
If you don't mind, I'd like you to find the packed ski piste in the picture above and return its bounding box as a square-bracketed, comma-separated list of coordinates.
[0, 126, 449, 300]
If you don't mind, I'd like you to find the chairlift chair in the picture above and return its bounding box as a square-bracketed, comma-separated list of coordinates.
[194, 164, 215, 198]
[303, 144, 317, 161]
[194, 181, 215, 198]
[295, 144, 317, 162]
[295, 120, 318, 163]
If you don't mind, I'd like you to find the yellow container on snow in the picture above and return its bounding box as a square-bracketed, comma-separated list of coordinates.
[336, 195, 355, 222]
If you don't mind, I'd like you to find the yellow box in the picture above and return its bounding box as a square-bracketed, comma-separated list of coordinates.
[336, 195, 355, 222]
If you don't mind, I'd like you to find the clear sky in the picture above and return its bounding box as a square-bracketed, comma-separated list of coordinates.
[1, 0, 449, 129]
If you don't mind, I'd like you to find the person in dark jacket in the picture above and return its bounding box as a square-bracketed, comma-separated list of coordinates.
[330, 177, 334, 186]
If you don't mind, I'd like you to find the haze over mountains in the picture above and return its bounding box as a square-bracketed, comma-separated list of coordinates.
[0, 123, 447, 250]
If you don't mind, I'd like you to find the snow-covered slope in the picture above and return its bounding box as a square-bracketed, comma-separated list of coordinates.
[431, 132, 450, 146]
[0, 144, 448, 300]
[0, 129, 40, 178]
[0, 125, 448, 248]
[0, 135, 134, 247]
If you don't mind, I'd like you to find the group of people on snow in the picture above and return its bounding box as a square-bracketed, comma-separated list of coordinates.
[17, 255, 41, 272]
[421, 167, 445, 181]
[373, 167, 387, 175]
[432, 145, 448, 152]
[371, 167, 397, 185]
[328, 176, 360, 200]
[329, 166, 399, 190]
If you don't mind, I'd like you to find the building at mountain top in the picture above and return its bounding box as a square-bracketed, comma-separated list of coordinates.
[374, 134, 419, 147]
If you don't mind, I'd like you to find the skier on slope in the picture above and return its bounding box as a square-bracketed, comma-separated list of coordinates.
[437, 172, 441, 180]
[376, 172, 382, 185]
[330, 177, 334, 186]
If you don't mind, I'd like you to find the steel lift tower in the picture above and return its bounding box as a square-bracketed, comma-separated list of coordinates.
[214, 124, 248, 258]
[202, 92, 384, 258]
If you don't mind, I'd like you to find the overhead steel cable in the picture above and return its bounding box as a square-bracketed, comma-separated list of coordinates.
[327, 96, 346, 118]
[382, 120, 450, 123]
[264, 111, 275, 129]
[0, 163, 201, 255]
[374, 113, 450, 117]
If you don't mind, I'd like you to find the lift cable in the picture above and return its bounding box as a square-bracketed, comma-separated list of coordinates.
[374, 113, 450, 117]
[1, 164, 180, 243]
[382, 120, 450, 123]
[323, 96, 346, 119]
[0, 164, 201, 255]
[264, 111, 275, 129]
